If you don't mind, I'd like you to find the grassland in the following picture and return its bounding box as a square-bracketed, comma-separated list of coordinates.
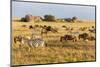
[12, 18, 96, 65]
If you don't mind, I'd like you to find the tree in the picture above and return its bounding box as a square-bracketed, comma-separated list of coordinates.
[72, 16, 78, 22]
[20, 14, 33, 22]
[21, 17, 27, 22]
[25, 14, 33, 22]
[64, 18, 72, 22]
[44, 15, 56, 21]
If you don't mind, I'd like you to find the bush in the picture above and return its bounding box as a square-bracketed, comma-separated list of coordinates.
[25, 14, 33, 22]
[64, 18, 72, 22]
[44, 15, 56, 21]
[21, 17, 27, 22]
[72, 16, 78, 22]
[20, 14, 33, 22]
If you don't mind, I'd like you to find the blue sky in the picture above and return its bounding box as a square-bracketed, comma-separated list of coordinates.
[12, 1, 95, 20]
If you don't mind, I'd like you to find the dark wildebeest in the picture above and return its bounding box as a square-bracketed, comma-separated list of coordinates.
[29, 25, 34, 29]
[78, 33, 95, 41]
[46, 26, 58, 33]
[62, 25, 66, 28]
[21, 25, 27, 28]
[87, 36, 95, 41]
[14, 35, 22, 44]
[60, 34, 77, 42]
[78, 33, 89, 40]
[34, 25, 39, 28]
[89, 29, 95, 33]
[79, 27, 87, 31]
[41, 26, 58, 35]
[88, 26, 95, 33]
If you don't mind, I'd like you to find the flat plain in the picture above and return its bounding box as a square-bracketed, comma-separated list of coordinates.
[12, 17, 96, 65]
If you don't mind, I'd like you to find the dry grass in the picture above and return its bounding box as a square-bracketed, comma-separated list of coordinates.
[12, 18, 96, 65]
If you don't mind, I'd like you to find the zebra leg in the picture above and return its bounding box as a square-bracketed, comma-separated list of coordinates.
[28, 43, 33, 52]
[41, 42, 44, 47]
[28, 47, 31, 52]
[35, 44, 39, 47]
[28, 46, 33, 52]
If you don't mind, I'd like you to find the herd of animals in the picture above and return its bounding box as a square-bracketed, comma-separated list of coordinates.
[13, 24, 96, 49]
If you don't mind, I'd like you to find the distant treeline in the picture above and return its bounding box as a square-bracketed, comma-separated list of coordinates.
[21, 14, 78, 23]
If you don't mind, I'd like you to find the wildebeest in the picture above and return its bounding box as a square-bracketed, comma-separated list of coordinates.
[78, 33, 89, 40]
[79, 27, 87, 31]
[87, 35, 95, 41]
[92, 26, 95, 28]
[34, 25, 39, 28]
[88, 26, 95, 33]
[14, 35, 22, 44]
[29, 25, 34, 29]
[60, 34, 77, 42]
[21, 25, 27, 28]
[88, 28, 95, 33]
[39, 25, 44, 28]
[62, 25, 73, 31]
[62, 25, 66, 28]
[78, 33, 95, 41]
[41, 26, 58, 35]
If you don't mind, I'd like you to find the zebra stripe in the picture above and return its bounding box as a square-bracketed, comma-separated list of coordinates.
[21, 37, 45, 47]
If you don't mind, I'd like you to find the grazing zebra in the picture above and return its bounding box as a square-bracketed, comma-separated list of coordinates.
[21, 36, 46, 48]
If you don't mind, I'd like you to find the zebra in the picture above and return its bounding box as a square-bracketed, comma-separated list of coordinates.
[21, 35, 46, 48]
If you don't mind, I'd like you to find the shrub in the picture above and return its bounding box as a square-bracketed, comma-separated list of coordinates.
[21, 17, 27, 22]
[44, 15, 56, 21]
[72, 16, 78, 22]
[25, 14, 33, 22]
[64, 18, 72, 22]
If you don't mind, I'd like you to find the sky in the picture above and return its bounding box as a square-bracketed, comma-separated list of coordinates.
[12, 1, 95, 20]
